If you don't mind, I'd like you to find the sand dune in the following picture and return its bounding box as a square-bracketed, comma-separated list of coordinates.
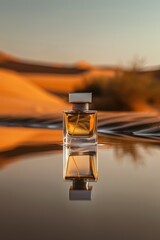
[0, 52, 119, 94]
[0, 52, 88, 74]
[0, 69, 69, 116]
[25, 73, 85, 93]
[25, 68, 118, 94]
[0, 51, 19, 63]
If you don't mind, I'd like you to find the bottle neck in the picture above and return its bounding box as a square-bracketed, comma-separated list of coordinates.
[72, 103, 89, 111]
[72, 179, 89, 190]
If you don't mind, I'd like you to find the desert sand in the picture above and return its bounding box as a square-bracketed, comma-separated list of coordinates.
[25, 68, 117, 94]
[0, 51, 118, 94]
[0, 69, 69, 117]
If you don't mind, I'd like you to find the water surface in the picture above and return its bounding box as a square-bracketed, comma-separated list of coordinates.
[0, 125, 160, 240]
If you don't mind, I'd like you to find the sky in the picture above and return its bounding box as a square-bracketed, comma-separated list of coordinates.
[1, 0, 160, 66]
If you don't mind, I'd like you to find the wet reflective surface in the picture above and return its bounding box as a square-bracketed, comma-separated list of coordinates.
[0, 125, 160, 240]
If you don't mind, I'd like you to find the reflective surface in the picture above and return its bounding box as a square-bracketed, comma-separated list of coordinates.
[0, 127, 160, 240]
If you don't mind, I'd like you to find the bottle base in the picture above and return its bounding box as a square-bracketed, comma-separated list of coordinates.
[63, 135, 97, 147]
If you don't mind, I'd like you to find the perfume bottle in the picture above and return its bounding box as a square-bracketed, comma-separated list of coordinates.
[63, 145, 98, 200]
[63, 92, 97, 146]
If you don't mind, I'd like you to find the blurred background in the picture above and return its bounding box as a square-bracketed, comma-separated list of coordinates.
[0, 0, 160, 117]
[1, 4, 160, 239]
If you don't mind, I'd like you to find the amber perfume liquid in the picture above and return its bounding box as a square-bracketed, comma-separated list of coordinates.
[63, 110, 97, 146]
[63, 146, 98, 182]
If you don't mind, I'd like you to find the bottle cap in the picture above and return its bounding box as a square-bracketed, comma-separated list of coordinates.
[69, 186, 92, 200]
[69, 93, 92, 103]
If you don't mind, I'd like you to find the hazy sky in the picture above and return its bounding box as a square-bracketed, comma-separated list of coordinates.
[1, 0, 160, 66]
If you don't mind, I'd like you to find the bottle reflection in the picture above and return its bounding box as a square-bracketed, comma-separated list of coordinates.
[63, 145, 98, 200]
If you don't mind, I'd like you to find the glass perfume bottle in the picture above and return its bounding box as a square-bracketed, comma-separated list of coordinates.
[63, 92, 97, 146]
[63, 145, 98, 200]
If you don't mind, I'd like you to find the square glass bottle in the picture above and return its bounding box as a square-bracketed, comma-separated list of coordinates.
[63, 93, 97, 147]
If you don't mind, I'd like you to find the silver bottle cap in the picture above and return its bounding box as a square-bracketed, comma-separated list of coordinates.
[69, 186, 92, 200]
[69, 93, 92, 103]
